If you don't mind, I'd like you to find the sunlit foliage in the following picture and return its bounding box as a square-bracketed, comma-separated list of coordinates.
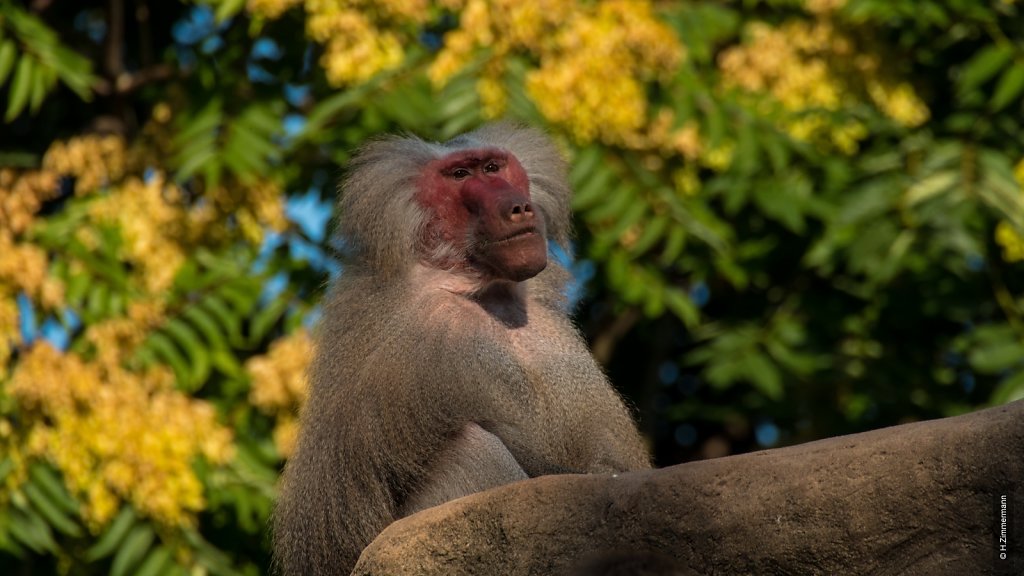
[1, 0, 1024, 573]
[246, 329, 311, 458]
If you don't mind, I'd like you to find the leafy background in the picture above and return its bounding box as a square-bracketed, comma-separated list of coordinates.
[2, 0, 1024, 573]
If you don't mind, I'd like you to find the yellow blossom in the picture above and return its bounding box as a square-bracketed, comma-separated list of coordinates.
[673, 165, 701, 197]
[247, 0, 302, 19]
[152, 101, 173, 123]
[376, 0, 430, 20]
[0, 297, 19, 369]
[239, 180, 289, 244]
[428, 29, 477, 87]
[0, 168, 60, 235]
[247, 330, 313, 457]
[0, 235, 65, 309]
[428, 0, 682, 146]
[719, 17, 929, 152]
[85, 300, 167, 370]
[247, 330, 312, 412]
[10, 343, 233, 531]
[720, 20, 852, 150]
[9, 342, 102, 415]
[42, 135, 127, 196]
[996, 221, 1024, 263]
[526, 1, 682, 144]
[806, 0, 846, 14]
[703, 142, 735, 173]
[620, 109, 706, 160]
[477, 74, 508, 119]
[273, 416, 301, 458]
[669, 121, 703, 161]
[0, 441, 29, 505]
[199, 181, 289, 247]
[867, 80, 929, 127]
[89, 175, 187, 293]
[304, 1, 411, 86]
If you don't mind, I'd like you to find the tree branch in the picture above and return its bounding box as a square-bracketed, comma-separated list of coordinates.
[92, 64, 176, 96]
[356, 400, 1024, 575]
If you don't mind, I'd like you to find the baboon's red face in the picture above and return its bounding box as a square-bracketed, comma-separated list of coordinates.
[416, 148, 547, 282]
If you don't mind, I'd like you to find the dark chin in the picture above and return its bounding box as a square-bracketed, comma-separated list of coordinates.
[503, 256, 547, 282]
[479, 234, 548, 282]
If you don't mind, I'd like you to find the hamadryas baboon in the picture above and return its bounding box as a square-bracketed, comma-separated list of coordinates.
[272, 123, 651, 575]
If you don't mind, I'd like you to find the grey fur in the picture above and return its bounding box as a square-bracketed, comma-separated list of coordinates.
[272, 123, 651, 575]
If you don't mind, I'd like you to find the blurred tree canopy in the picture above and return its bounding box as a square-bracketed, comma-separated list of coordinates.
[1, 0, 1024, 573]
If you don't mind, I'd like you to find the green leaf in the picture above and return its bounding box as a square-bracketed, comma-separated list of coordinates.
[733, 117, 760, 175]
[630, 214, 669, 256]
[234, 441, 280, 484]
[753, 180, 806, 233]
[0, 40, 16, 86]
[743, 352, 783, 400]
[762, 131, 791, 174]
[221, 283, 260, 313]
[300, 89, 368, 141]
[958, 44, 1014, 94]
[607, 201, 647, 244]
[50, 44, 94, 99]
[163, 318, 212, 389]
[441, 110, 482, 141]
[643, 284, 665, 317]
[903, 170, 959, 207]
[86, 506, 136, 561]
[214, 0, 247, 22]
[606, 250, 629, 290]
[175, 143, 219, 183]
[991, 62, 1024, 112]
[991, 370, 1024, 405]
[665, 287, 699, 327]
[184, 528, 244, 576]
[250, 293, 292, 344]
[704, 100, 727, 148]
[233, 122, 279, 162]
[586, 183, 637, 223]
[211, 348, 244, 378]
[200, 295, 245, 348]
[28, 463, 78, 515]
[569, 146, 604, 187]
[23, 483, 81, 538]
[838, 178, 900, 224]
[174, 100, 222, 145]
[5, 55, 32, 121]
[65, 272, 90, 308]
[714, 253, 748, 288]
[0, 511, 27, 556]
[659, 226, 687, 265]
[222, 139, 263, 180]
[183, 305, 229, 350]
[0, 457, 13, 483]
[9, 506, 57, 553]
[111, 524, 156, 576]
[439, 78, 480, 120]
[147, 331, 191, 387]
[765, 340, 823, 376]
[971, 323, 1020, 348]
[85, 282, 111, 322]
[135, 546, 174, 576]
[572, 162, 617, 211]
[968, 340, 1024, 374]
[28, 58, 49, 113]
